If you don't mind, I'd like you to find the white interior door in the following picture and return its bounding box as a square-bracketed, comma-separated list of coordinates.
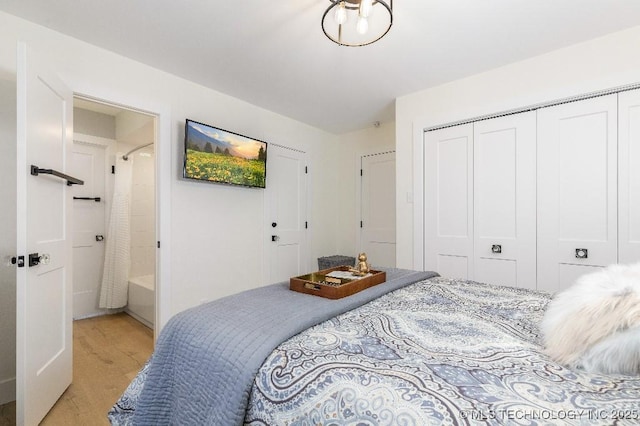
[16, 44, 74, 424]
[360, 151, 396, 268]
[473, 112, 537, 289]
[70, 141, 106, 319]
[424, 124, 474, 279]
[618, 89, 640, 265]
[267, 145, 308, 284]
[537, 94, 618, 293]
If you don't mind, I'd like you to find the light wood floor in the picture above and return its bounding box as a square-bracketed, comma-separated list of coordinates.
[0, 313, 153, 425]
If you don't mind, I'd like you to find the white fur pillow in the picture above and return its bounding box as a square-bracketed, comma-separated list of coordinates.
[540, 263, 640, 375]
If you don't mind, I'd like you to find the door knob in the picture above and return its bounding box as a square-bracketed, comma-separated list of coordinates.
[28, 253, 51, 267]
[28, 253, 39, 267]
[271, 235, 280, 242]
[96, 235, 104, 241]
[272, 222, 277, 228]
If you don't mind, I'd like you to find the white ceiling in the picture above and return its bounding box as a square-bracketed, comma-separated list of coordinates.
[2, 0, 640, 134]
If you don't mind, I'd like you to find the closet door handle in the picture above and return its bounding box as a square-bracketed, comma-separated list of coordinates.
[575, 248, 588, 259]
[491, 244, 502, 254]
[96, 235, 104, 242]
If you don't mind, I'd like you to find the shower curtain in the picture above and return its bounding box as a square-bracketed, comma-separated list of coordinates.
[99, 155, 132, 309]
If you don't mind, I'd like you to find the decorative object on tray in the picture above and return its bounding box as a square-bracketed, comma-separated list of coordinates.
[348, 252, 370, 276]
[326, 270, 372, 280]
[290, 265, 386, 299]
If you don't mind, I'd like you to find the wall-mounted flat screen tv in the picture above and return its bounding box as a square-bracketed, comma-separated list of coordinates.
[183, 119, 267, 188]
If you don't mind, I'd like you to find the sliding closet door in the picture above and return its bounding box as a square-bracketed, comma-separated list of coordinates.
[618, 89, 640, 265]
[473, 112, 536, 289]
[537, 94, 618, 293]
[424, 124, 473, 279]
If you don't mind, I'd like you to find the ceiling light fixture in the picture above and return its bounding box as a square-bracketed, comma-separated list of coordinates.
[322, 0, 393, 47]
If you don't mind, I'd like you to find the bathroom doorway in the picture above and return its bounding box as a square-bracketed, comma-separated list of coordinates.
[71, 97, 157, 329]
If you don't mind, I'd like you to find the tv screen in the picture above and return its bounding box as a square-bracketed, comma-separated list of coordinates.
[183, 119, 267, 188]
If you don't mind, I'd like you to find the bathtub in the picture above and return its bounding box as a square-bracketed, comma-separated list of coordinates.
[126, 274, 155, 328]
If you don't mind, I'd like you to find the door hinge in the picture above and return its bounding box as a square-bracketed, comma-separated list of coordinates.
[11, 256, 25, 268]
[305, 221, 308, 229]
[157, 241, 161, 248]
[111, 165, 115, 174]
[305, 166, 308, 174]
[360, 169, 363, 176]
[360, 221, 363, 228]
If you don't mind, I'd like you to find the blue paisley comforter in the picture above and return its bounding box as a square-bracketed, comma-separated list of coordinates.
[244, 277, 640, 425]
[109, 269, 436, 425]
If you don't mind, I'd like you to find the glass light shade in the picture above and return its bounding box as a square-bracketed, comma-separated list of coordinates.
[359, 0, 373, 18]
[356, 16, 369, 34]
[322, 0, 393, 47]
[334, 2, 347, 25]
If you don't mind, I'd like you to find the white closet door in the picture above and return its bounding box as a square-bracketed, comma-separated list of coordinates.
[473, 112, 537, 289]
[424, 124, 473, 279]
[537, 94, 618, 293]
[619, 89, 640, 265]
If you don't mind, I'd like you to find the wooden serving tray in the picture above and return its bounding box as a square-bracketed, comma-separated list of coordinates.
[290, 266, 386, 299]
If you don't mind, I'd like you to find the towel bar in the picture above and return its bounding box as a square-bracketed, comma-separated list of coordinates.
[31, 165, 84, 186]
[73, 196, 101, 202]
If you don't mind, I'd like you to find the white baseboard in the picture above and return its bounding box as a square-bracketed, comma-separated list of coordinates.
[124, 309, 153, 329]
[73, 308, 124, 321]
[0, 376, 15, 405]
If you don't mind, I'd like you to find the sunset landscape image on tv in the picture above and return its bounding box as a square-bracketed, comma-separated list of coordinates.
[183, 119, 267, 188]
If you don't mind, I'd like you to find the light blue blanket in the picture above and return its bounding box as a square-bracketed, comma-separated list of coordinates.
[117, 268, 437, 425]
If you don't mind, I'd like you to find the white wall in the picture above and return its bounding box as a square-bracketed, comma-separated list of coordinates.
[333, 122, 395, 260]
[0, 12, 338, 319]
[116, 112, 153, 144]
[113, 112, 156, 280]
[74, 107, 116, 139]
[0, 78, 16, 404]
[396, 25, 640, 270]
[129, 146, 156, 279]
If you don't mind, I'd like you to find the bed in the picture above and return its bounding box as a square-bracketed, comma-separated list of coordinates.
[109, 268, 640, 425]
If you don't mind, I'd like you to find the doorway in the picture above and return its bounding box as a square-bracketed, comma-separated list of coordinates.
[71, 97, 157, 327]
[0, 93, 159, 424]
[0, 77, 17, 408]
[2, 47, 170, 423]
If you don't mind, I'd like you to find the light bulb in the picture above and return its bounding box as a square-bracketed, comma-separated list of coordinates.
[356, 16, 369, 34]
[334, 1, 347, 25]
[359, 0, 373, 18]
